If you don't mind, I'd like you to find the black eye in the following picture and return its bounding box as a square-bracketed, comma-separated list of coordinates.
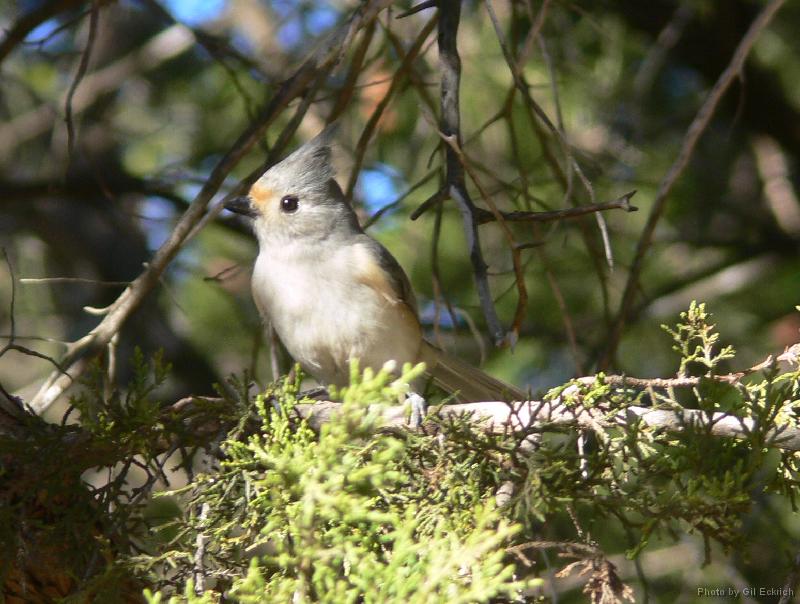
[280, 195, 299, 213]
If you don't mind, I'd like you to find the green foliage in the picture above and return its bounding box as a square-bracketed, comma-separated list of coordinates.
[72, 348, 171, 450]
[117, 305, 800, 601]
[135, 362, 526, 603]
[661, 301, 736, 378]
[511, 304, 800, 562]
[107, 304, 799, 603]
[8, 307, 798, 601]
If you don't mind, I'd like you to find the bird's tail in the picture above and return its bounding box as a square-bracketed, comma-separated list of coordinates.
[418, 341, 526, 403]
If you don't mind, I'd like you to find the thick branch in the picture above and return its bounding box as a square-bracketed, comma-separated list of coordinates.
[284, 397, 800, 452]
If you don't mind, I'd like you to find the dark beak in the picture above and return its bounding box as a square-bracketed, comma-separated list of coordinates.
[224, 195, 258, 219]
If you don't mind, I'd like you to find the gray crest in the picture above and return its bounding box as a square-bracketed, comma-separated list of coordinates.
[260, 123, 339, 197]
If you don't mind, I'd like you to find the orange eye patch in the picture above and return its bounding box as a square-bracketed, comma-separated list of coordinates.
[249, 182, 275, 211]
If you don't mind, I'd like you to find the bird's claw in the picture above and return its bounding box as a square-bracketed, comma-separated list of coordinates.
[406, 392, 427, 428]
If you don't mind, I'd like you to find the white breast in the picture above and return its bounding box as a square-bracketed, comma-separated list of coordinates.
[251, 240, 420, 386]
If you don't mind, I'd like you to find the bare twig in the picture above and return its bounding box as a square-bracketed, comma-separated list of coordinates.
[520, 0, 551, 65]
[584, 344, 800, 389]
[437, 130, 529, 340]
[20, 276, 130, 287]
[329, 22, 376, 123]
[437, 0, 505, 345]
[0, 24, 196, 161]
[0, 249, 68, 379]
[64, 0, 99, 159]
[0, 0, 86, 65]
[600, 0, 787, 369]
[344, 14, 437, 200]
[474, 191, 637, 225]
[364, 169, 437, 229]
[484, 0, 612, 264]
[409, 187, 447, 220]
[484, 0, 615, 326]
[535, 223, 584, 373]
[396, 1, 438, 20]
[429, 202, 460, 349]
[633, 3, 694, 98]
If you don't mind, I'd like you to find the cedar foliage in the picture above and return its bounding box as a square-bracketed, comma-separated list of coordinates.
[4, 305, 799, 602]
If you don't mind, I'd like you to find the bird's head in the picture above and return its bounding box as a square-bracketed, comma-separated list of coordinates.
[225, 124, 358, 246]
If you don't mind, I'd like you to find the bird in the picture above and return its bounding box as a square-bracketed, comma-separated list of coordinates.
[225, 125, 524, 403]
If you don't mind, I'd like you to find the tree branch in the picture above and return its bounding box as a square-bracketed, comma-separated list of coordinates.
[286, 393, 800, 453]
[64, 0, 99, 159]
[473, 191, 638, 225]
[437, 0, 505, 345]
[0, 0, 87, 65]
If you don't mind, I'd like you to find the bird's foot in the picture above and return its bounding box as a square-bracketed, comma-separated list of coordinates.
[298, 386, 330, 400]
[406, 392, 428, 428]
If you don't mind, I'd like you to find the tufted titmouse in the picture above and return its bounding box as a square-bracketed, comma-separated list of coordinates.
[225, 126, 523, 402]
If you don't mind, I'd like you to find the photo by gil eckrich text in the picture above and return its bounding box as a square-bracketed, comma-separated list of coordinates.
[697, 586, 794, 599]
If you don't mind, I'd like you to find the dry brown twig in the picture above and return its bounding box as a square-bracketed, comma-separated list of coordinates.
[483, 0, 617, 332]
[344, 14, 438, 201]
[508, 541, 634, 604]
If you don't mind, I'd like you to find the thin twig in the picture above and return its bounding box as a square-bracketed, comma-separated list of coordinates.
[396, 0, 437, 19]
[633, 2, 694, 98]
[20, 276, 130, 287]
[437, 0, 505, 345]
[0, 0, 86, 65]
[0, 24, 196, 161]
[584, 343, 800, 389]
[0, 249, 68, 378]
[484, 0, 611, 264]
[64, 0, 99, 160]
[474, 191, 637, 224]
[437, 130, 528, 340]
[409, 187, 447, 220]
[344, 14, 437, 200]
[429, 201, 460, 348]
[329, 22, 376, 122]
[600, 0, 787, 370]
[484, 0, 614, 325]
[2, 248, 17, 346]
[364, 169, 437, 229]
[536, 231, 584, 373]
